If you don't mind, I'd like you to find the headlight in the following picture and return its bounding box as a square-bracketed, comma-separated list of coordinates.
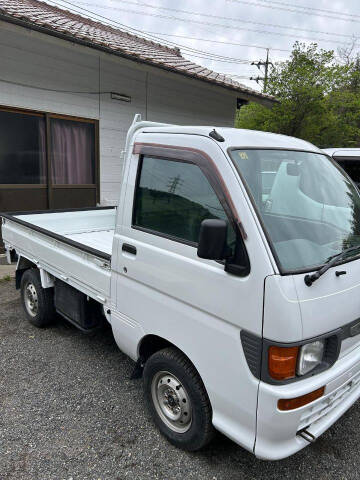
[297, 340, 325, 376]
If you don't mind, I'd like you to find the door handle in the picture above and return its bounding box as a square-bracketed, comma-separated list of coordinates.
[122, 243, 137, 255]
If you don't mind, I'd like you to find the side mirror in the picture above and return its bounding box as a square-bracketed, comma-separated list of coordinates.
[197, 219, 228, 260]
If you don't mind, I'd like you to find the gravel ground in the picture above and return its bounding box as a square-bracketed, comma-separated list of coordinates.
[1, 280, 360, 480]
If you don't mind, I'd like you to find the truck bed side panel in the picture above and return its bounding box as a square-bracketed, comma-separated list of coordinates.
[2, 218, 111, 305]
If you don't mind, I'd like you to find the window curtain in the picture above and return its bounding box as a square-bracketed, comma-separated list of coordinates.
[38, 119, 47, 183]
[51, 119, 95, 185]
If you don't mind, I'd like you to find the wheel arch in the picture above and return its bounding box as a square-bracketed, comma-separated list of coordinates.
[138, 334, 173, 362]
[15, 256, 37, 289]
[137, 334, 211, 405]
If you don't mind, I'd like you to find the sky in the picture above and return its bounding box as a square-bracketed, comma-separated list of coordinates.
[46, 0, 360, 92]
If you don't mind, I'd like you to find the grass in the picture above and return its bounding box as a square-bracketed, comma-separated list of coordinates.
[0, 275, 11, 283]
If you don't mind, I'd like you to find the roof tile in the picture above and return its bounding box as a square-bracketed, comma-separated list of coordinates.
[0, 0, 276, 103]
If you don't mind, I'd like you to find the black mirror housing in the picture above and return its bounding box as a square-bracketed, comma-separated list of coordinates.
[197, 219, 228, 260]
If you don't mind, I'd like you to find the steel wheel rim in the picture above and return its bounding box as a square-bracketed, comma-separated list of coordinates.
[151, 371, 192, 433]
[24, 282, 39, 317]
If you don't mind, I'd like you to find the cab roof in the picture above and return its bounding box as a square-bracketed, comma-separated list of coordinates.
[141, 126, 324, 154]
[323, 148, 360, 158]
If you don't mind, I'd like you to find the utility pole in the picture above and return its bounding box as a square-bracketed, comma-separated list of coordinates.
[167, 175, 183, 195]
[250, 48, 273, 93]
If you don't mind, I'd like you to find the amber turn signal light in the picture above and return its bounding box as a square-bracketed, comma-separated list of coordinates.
[278, 387, 325, 411]
[268, 346, 299, 380]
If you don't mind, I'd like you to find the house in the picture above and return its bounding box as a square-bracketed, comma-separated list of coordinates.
[0, 0, 275, 214]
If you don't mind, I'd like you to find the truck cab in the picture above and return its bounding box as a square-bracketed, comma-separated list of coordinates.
[3, 117, 360, 460]
[324, 148, 360, 189]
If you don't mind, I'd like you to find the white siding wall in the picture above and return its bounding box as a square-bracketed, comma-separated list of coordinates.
[0, 22, 238, 205]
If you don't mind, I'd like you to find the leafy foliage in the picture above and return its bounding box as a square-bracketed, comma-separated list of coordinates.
[236, 42, 360, 148]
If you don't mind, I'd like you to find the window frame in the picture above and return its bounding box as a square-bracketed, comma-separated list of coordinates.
[131, 144, 250, 274]
[132, 154, 203, 247]
[0, 105, 99, 204]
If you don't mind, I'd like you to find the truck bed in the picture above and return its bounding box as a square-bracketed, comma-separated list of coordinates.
[1, 207, 116, 306]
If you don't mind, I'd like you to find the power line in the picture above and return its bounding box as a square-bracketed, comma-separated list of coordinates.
[69, 1, 357, 45]
[226, 0, 360, 24]
[144, 32, 292, 53]
[170, 53, 251, 64]
[46, 0, 254, 65]
[91, 0, 358, 40]
[47, 0, 218, 53]
[50, 0, 345, 94]
[242, 0, 360, 20]
[45, 0, 291, 85]
[219, 74, 254, 79]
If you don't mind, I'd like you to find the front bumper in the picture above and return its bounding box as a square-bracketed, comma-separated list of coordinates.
[255, 344, 360, 460]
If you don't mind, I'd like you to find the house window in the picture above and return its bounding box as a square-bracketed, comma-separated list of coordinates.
[0, 110, 46, 184]
[50, 118, 95, 185]
[0, 106, 99, 212]
[133, 155, 236, 247]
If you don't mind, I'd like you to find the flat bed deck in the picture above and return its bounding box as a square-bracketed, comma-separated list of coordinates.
[64, 229, 114, 256]
[1, 207, 116, 305]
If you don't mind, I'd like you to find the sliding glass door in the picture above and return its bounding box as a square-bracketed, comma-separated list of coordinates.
[0, 107, 99, 212]
[0, 109, 47, 211]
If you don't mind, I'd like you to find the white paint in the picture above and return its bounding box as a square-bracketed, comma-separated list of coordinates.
[5, 119, 360, 460]
[39, 268, 55, 289]
[324, 148, 360, 158]
[3, 212, 113, 304]
[19, 208, 117, 256]
[0, 21, 239, 206]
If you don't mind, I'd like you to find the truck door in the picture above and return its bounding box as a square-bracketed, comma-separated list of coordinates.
[111, 133, 273, 452]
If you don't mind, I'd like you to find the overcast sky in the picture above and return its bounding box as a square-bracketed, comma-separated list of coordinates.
[50, 0, 360, 91]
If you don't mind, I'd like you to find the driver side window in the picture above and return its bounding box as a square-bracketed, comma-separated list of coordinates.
[133, 155, 236, 250]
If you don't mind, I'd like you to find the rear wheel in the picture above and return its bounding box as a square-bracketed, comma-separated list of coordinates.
[143, 347, 215, 451]
[20, 269, 55, 327]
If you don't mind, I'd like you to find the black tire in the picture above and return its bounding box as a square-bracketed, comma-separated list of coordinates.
[20, 269, 55, 328]
[143, 347, 215, 451]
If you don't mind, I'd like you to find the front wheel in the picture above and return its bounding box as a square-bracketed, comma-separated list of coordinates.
[20, 269, 55, 327]
[143, 347, 215, 451]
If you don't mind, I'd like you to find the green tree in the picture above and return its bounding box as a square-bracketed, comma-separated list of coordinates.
[236, 42, 360, 148]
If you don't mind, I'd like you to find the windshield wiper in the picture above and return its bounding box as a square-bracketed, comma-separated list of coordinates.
[304, 245, 360, 286]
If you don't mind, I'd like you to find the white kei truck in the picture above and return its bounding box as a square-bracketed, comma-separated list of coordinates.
[3, 115, 360, 461]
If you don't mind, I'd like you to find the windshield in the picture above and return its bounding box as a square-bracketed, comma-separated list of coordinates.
[230, 149, 360, 273]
